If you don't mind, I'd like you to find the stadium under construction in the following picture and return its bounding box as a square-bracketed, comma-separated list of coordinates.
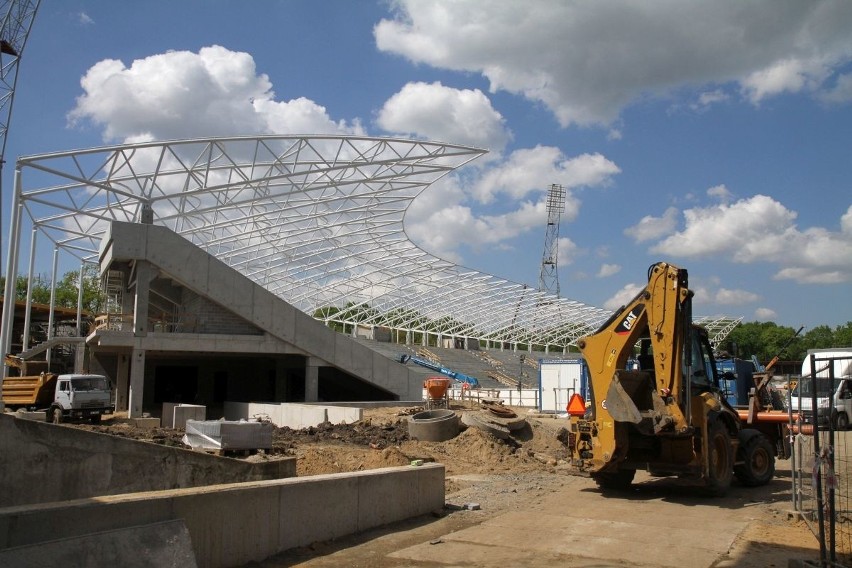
[0, 135, 741, 416]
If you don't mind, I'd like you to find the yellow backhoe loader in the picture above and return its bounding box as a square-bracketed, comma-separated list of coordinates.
[567, 261, 779, 495]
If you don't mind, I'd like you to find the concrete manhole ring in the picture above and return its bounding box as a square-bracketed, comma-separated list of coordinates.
[461, 411, 510, 439]
[408, 409, 460, 442]
[486, 405, 518, 419]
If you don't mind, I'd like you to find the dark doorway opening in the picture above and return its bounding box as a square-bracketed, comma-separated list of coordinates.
[153, 365, 199, 404]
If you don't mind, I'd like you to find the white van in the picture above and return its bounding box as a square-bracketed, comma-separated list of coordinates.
[790, 349, 852, 429]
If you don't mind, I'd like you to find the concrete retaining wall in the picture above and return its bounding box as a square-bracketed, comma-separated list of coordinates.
[0, 463, 445, 568]
[0, 414, 295, 507]
[0, 519, 197, 568]
[225, 401, 363, 429]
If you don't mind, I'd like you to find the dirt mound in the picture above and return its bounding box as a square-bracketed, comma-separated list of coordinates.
[63, 406, 574, 486]
[294, 444, 413, 476]
[273, 415, 410, 452]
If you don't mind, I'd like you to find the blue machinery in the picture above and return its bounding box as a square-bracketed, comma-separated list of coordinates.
[397, 354, 480, 388]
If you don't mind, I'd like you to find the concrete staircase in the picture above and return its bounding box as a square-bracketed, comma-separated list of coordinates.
[100, 222, 422, 401]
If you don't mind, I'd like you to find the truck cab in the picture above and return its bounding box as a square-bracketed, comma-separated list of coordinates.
[49, 374, 114, 424]
[790, 349, 852, 430]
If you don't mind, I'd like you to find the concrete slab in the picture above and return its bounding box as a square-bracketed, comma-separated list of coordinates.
[14, 410, 46, 422]
[0, 519, 197, 568]
[0, 463, 445, 568]
[389, 478, 749, 568]
[173, 405, 206, 429]
[132, 417, 161, 429]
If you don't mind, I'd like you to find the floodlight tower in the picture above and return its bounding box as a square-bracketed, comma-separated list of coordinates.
[538, 183, 565, 296]
[0, 0, 40, 270]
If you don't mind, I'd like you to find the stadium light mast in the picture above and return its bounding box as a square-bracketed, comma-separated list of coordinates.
[538, 183, 565, 296]
[0, 0, 41, 275]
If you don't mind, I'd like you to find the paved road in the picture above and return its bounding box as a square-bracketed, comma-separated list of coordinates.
[265, 466, 811, 568]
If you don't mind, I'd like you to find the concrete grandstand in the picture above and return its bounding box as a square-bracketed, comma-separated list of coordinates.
[0, 135, 741, 415]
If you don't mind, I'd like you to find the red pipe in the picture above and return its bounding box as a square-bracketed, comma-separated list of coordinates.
[789, 423, 815, 435]
[735, 410, 798, 423]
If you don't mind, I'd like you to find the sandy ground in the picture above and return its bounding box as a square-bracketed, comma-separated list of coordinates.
[68, 403, 826, 567]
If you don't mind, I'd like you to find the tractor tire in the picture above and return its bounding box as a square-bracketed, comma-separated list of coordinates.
[835, 412, 849, 431]
[705, 419, 733, 497]
[592, 468, 636, 492]
[734, 431, 775, 487]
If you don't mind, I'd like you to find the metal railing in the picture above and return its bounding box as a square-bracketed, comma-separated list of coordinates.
[790, 353, 852, 567]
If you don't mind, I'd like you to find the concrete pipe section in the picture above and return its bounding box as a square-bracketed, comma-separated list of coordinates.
[461, 410, 510, 439]
[407, 409, 460, 442]
[461, 406, 528, 439]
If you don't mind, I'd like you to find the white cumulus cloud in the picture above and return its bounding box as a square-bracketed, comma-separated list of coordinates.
[557, 237, 580, 266]
[603, 282, 644, 310]
[597, 263, 621, 278]
[471, 147, 619, 204]
[649, 197, 852, 284]
[714, 288, 760, 305]
[404, 147, 618, 261]
[376, 81, 511, 155]
[755, 307, 778, 321]
[375, 1, 852, 127]
[707, 184, 733, 203]
[68, 45, 361, 142]
[624, 207, 679, 243]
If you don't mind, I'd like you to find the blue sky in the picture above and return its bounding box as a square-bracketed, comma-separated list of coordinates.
[4, 0, 852, 330]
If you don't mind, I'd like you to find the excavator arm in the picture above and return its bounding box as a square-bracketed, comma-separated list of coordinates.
[573, 262, 694, 472]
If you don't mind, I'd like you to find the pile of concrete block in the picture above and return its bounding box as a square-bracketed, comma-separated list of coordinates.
[182, 419, 273, 452]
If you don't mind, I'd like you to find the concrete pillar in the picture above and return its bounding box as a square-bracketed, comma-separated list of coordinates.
[116, 353, 130, 412]
[74, 344, 85, 374]
[128, 348, 146, 418]
[133, 261, 154, 337]
[305, 363, 319, 402]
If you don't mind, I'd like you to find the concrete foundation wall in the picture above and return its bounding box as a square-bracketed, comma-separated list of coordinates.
[0, 520, 198, 568]
[225, 401, 363, 429]
[0, 414, 295, 507]
[0, 463, 446, 568]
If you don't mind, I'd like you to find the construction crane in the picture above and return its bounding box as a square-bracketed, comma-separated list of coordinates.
[538, 183, 565, 296]
[0, 0, 40, 269]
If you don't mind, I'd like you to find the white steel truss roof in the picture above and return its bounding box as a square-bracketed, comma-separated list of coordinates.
[6, 135, 740, 350]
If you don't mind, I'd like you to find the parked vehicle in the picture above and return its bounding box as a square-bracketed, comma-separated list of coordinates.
[47, 374, 114, 424]
[566, 261, 783, 496]
[790, 349, 852, 430]
[1, 372, 58, 409]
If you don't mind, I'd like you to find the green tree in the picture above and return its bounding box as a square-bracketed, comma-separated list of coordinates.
[313, 306, 345, 333]
[832, 322, 852, 348]
[1, 265, 102, 314]
[801, 325, 835, 353]
[724, 321, 803, 362]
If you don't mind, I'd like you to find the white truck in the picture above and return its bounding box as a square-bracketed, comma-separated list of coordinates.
[790, 348, 852, 430]
[47, 374, 114, 424]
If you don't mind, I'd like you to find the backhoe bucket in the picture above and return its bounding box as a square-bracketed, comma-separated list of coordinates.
[605, 370, 674, 434]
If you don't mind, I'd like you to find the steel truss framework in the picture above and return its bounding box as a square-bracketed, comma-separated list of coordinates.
[1, 135, 740, 357]
[0, 0, 40, 257]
